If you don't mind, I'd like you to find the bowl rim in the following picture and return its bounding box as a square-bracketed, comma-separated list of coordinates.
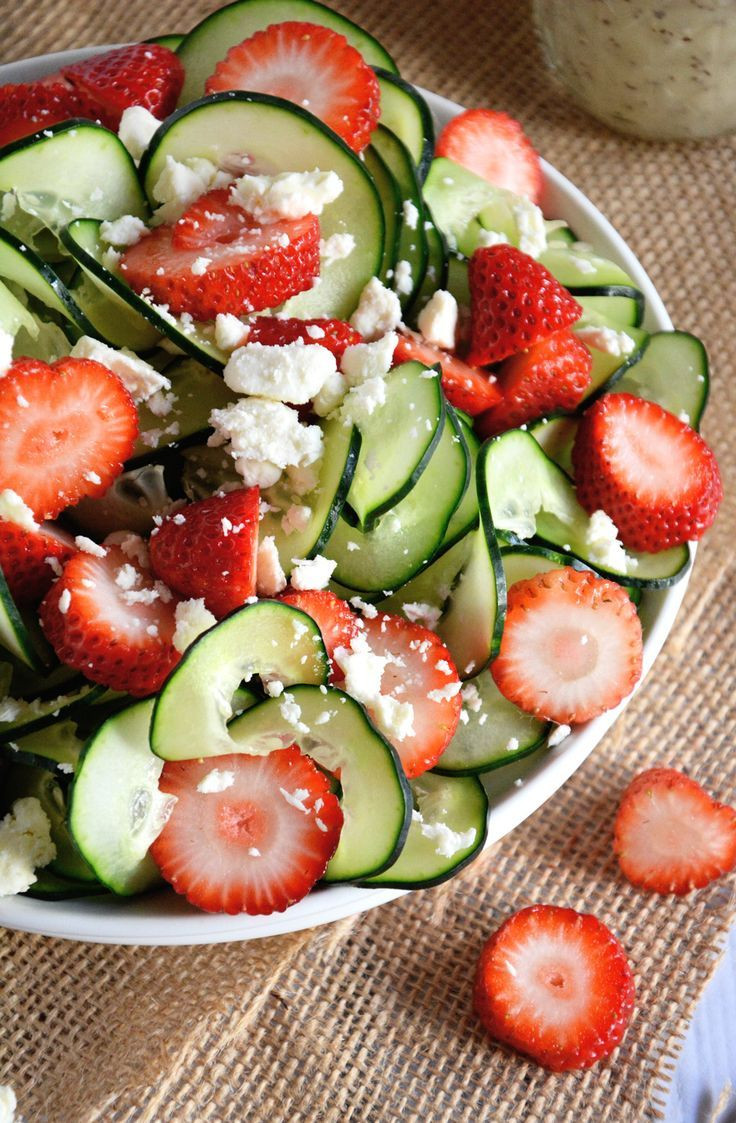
[0, 53, 689, 944]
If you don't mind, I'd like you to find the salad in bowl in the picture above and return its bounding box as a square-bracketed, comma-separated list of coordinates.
[0, 0, 722, 945]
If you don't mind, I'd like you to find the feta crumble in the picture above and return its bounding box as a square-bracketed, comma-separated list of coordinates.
[197, 768, 235, 794]
[74, 536, 106, 558]
[0, 489, 38, 532]
[279, 785, 311, 812]
[214, 313, 248, 352]
[290, 554, 336, 591]
[339, 377, 387, 426]
[58, 589, 71, 615]
[117, 105, 161, 163]
[350, 278, 402, 341]
[333, 632, 415, 743]
[223, 341, 336, 404]
[584, 509, 635, 572]
[414, 812, 476, 858]
[0, 328, 13, 378]
[393, 259, 413, 296]
[0, 797, 55, 897]
[173, 598, 217, 653]
[417, 290, 458, 352]
[319, 232, 355, 267]
[339, 332, 397, 386]
[99, 214, 148, 247]
[231, 170, 343, 221]
[312, 369, 347, 417]
[256, 536, 287, 596]
[576, 325, 635, 357]
[512, 198, 548, 258]
[402, 199, 419, 229]
[281, 504, 311, 536]
[402, 602, 442, 630]
[209, 398, 323, 488]
[152, 155, 232, 224]
[548, 723, 572, 747]
[427, 680, 462, 703]
[476, 228, 509, 248]
[70, 337, 170, 404]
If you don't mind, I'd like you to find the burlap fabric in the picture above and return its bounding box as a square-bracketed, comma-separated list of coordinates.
[1, 1, 734, 1120]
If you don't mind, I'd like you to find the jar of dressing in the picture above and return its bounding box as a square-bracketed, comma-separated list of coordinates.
[534, 0, 736, 140]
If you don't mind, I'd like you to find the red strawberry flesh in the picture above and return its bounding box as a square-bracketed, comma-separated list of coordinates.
[62, 44, 184, 129]
[436, 109, 543, 203]
[393, 331, 502, 416]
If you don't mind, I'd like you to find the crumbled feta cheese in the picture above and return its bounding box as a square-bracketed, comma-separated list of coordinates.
[214, 313, 248, 352]
[402, 199, 419, 230]
[83, 469, 102, 485]
[114, 563, 139, 591]
[417, 290, 458, 352]
[0, 489, 38, 531]
[340, 332, 397, 386]
[428, 680, 462, 703]
[476, 228, 509, 248]
[191, 256, 211, 276]
[74, 536, 106, 558]
[0, 329, 13, 378]
[209, 398, 323, 488]
[319, 232, 355, 267]
[576, 325, 635, 357]
[285, 462, 320, 496]
[374, 693, 415, 741]
[279, 785, 311, 811]
[312, 369, 347, 417]
[197, 768, 235, 794]
[548, 723, 572, 747]
[231, 170, 343, 221]
[152, 155, 231, 224]
[460, 682, 483, 713]
[282, 504, 311, 536]
[256, 536, 287, 596]
[402, 602, 441, 630]
[117, 105, 161, 163]
[290, 554, 336, 591]
[513, 198, 548, 258]
[58, 589, 71, 614]
[339, 376, 387, 426]
[70, 336, 170, 404]
[279, 694, 309, 734]
[100, 213, 148, 247]
[265, 679, 285, 698]
[305, 324, 325, 339]
[415, 814, 476, 858]
[173, 598, 217, 653]
[350, 278, 402, 341]
[506, 737, 520, 752]
[584, 509, 633, 572]
[349, 595, 378, 619]
[567, 253, 598, 275]
[106, 531, 150, 568]
[44, 556, 63, 578]
[334, 632, 414, 742]
[393, 259, 413, 296]
[0, 797, 55, 897]
[101, 246, 122, 272]
[223, 341, 336, 404]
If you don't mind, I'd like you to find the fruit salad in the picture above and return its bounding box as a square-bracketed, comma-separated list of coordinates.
[0, 1, 722, 922]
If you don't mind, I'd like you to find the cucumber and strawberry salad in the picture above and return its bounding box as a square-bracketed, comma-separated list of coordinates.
[0, 0, 723, 925]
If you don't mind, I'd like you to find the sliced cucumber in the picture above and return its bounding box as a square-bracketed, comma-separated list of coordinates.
[436, 443, 506, 679]
[0, 566, 51, 671]
[408, 209, 449, 322]
[61, 219, 225, 367]
[374, 69, 434, 181]
[177, 0, 398, 107]
[529, 414, 578, 476]
[12, 310, 72, 363]
[575, 286, 645, 328]
[376, 532, 472, 619]
[3, 761, 97, 882]
[259, 416, 360, 573]
[434, 670, 548, 776]
[439, 409, 479, 550]
[538, 242, 635, 288]
[3, 719, 83, 775]
[0, 226, 94, 334]
[324, 411, 468, 593]
[484, 428, 690, 587]
[0, 277, 40, 339]
[130, 357, 236, 466]
[68, 699, 167, 895]
[346, 360, 443, 530]
[574, 312, 649, 402]
[140, 93, 383, 321]
[0, 684, 103, 744]
[362, 145, 401, 286]
[145, 34, 184, 50]
[228, 684, 411, 882]
[0, 122, 148, 243]
[614, 331, 710, 428]
[151, 601, 328, 761]
[370, 125, 428, 308]
[360, 771, 487, 887]
[446, 252, 470, 309]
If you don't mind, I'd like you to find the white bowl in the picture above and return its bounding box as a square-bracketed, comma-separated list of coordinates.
[0, 53, 688, 944]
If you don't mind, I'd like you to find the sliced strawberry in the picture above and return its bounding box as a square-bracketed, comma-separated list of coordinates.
[120, 188, 320, 320]
[278, 589, 360, 676]
[475, 327, 592, 438]
[0, 519, 76, 605]
[572, 393, 722, 552]
[39, 546, 180, 697]
[393, 330, 502, 416]
[150, 746, 343, 914]
[436, 109, 543, 203]
[491, 567, 642, 725]
[0, 357, 138, 521]
[614, 767, 736, 895]
[0, 80, 101, 148]
[149, 489, 259, 619]
[338, 613, 462, 778]
[62, 44, 183, 129]
[205, 21, 380, 153]
[467, 245, 582, 367]
[474, 904, 635, 1071]
[244, 316, 362, 359]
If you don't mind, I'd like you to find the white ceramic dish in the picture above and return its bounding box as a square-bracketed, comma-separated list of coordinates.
[0, 50, 689, 944]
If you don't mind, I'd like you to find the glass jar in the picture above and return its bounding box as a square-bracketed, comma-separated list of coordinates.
[534, 0, 736, 140]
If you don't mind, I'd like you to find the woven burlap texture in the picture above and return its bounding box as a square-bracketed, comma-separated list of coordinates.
[1, 1, 735, 1120]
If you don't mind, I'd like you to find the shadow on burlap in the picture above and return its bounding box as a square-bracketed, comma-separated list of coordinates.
[1, 1, 735, 1120]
